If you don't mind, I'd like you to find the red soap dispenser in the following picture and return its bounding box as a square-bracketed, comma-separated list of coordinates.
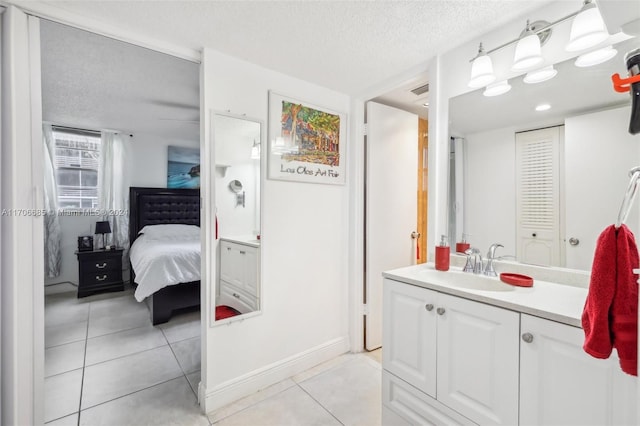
[456, 233, 470, 254]
[435, 235, 450, 271]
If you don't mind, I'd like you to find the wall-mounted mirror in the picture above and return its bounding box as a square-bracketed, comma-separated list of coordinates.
[213, 113, 262, 322]
[449, 36, 638, 272]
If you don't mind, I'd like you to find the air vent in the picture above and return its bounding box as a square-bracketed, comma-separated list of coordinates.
[410, 83, 429, 96]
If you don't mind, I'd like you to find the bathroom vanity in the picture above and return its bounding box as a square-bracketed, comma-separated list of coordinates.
[381, 264, 637, 426]
[217, 237, 260, 315]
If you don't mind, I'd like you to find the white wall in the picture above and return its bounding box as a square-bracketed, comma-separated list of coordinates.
[201, 49, 350, 411]
[464, 126, 517, 257]
[565, 105, 639, 270]
[45, 132, 199, 286]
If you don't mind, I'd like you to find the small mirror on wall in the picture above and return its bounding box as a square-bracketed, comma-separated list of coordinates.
[213, 113, 262, 324]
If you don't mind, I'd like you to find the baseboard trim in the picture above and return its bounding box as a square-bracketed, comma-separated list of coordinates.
[201, 335, 350, 413]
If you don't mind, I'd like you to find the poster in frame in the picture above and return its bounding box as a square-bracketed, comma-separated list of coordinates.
[268, 92, 346, 185]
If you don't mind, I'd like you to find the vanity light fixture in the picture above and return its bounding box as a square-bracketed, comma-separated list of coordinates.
[467, 0, 610, 88]
[468, 43, 496, 88]
[574, 45, 618, 67]
[566, 0, 609, 52]
[523, 65, 558, 84]
[512, 20, 544, 71]
[535, 103, 551, 111]
[483, 80, 512, 97]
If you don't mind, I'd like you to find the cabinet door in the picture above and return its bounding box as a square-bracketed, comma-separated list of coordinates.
[437, 293, 519, 426]
[520, 314, 638, 426]
[220, 242, 243, 287]
[238, 246, 259, 298]
[383, 279, 437, 397]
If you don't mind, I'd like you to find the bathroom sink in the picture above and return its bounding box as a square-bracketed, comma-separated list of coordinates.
[418, 267, 514, 292]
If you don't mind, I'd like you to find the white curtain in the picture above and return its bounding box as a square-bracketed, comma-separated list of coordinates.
[99, 131, 131, 260]
[43, 124, 62, 278]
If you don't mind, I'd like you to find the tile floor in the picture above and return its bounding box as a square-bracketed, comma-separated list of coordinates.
[45, 284, 382, 426]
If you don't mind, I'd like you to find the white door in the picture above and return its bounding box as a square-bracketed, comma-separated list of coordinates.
[436, 293, 520, 426]
[382, 279, 437, 397]
[365, 102, 418, 350]
[520, 314, 637, 426]
[515, 127, 561, 266]
[1, 7, 45, 425]
[565, 108, 640, 270]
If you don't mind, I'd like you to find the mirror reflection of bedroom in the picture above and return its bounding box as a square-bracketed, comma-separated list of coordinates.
[41, 21, 204, 422]
[213, 114, 262, 323]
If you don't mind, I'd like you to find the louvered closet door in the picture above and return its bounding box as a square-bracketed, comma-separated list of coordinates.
[515, 127, 562, 267]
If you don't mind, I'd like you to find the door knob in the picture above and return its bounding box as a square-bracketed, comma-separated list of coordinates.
[569, 237, 580, 246]
[436, 307, 445, 315]
[425, 304, 434, 311]
[522, 333, 534, 343]
[411, 231, 421, 239]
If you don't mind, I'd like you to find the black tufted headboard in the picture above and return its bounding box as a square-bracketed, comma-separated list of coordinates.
[129, 187, 200, 245]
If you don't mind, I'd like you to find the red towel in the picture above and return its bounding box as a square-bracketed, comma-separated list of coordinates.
[582, 224, 638, 376]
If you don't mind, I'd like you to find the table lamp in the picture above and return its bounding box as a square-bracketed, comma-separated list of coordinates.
[95, 221, 112, 250]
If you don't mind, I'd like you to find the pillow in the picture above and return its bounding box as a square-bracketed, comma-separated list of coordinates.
[138, 224, 200, 239]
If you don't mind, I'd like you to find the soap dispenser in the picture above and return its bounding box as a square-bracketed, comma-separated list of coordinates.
[435, 235, 450, 271]
[456, 233, 470, 254]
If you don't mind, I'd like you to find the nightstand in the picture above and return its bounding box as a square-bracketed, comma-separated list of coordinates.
[76, 248, 124, 298]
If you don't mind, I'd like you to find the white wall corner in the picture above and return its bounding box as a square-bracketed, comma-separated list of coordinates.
[200, 336, 349, 414]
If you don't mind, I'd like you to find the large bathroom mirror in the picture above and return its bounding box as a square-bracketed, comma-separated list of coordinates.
[213, 113, 262, 323]
[449, 35, 638, 272]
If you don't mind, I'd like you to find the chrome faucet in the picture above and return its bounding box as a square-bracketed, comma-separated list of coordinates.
[464, 248, 483, 274]
[484, 243, 504, 277]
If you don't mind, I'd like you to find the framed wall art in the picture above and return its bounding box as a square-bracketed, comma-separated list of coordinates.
[268, 92, 346, 185]
[167, 145, 200, 189]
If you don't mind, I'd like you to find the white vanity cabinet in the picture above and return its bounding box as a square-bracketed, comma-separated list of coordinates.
[218, 240, 260, 314]
[520, 314, 637, 426]
[383, 277, 638, 426]
[383, 278, 520, 426]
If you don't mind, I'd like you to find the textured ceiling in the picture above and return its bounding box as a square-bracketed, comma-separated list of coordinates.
[41, 0, 552, 96]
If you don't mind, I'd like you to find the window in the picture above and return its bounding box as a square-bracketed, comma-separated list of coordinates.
[52, 128, 101, 210]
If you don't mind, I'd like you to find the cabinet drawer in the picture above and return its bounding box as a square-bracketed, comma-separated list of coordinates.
[219, 281, 258, 314]
[83, 270, 122, 287]
[383, 371, 476, 426]
[80, 256, 121, 274]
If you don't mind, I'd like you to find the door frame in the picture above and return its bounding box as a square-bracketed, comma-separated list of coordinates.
[1, 3, 205, 422]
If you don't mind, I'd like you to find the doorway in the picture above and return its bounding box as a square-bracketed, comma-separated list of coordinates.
[363, 77, 430, 351]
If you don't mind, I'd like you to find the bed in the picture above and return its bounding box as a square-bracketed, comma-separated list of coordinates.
[129, 187, 201, 325]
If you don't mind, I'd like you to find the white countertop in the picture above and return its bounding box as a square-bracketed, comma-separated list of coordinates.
[383, 263, 588, 328]
[220, 236, 261, 248]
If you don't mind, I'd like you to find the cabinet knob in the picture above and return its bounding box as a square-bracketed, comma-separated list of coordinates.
[522, 332, 534, 343]
[425, 304, 434, 311]
[436, 307, 445, 315]
[96, 262, 107, 269]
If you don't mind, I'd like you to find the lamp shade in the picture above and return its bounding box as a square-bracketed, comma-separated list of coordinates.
[566, 1, 608, 52]
[523, 65, 558, 84]
[468, 44, 495, 88]
[95, 221, 112, 235]
[512, 30, 543, 71]
[483, 80, 512, 97]
[574, 45, 617, 67]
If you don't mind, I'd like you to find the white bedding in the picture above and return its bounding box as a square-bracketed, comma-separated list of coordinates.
[130, 232, 201, 302]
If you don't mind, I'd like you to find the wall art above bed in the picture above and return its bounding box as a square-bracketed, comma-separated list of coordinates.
[268, 92, 346, 185]
[167, 145, 200, 189]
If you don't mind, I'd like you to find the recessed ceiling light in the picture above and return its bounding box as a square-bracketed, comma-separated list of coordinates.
[535, 104, 551, 111]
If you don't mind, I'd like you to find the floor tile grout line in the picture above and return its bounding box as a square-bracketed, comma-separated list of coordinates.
[78, 374, 186, 413]
[165, 331, 199, 401]
[76, 304, 91, 426]
[83, 342, 172, 369]
[207, 382, 297, 424]
[296, 383, 346, 426]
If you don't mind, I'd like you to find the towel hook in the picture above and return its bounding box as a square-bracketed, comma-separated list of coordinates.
[615, 167, 640, 228]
